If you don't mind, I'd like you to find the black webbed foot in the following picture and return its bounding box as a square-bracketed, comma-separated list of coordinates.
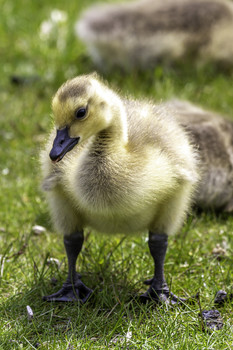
[43, 230, 93, 303]
[143, 232, 198, 306]
[43, 279, 93, 303]
[140, 281, 196, 305]
[140, 287, 185, 305]
[140, 289, 184, 305]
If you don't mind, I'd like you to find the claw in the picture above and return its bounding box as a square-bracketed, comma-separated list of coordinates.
[43, 279, 93, 303]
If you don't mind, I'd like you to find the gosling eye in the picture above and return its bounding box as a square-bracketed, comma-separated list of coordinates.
[75, 107, 87, 120]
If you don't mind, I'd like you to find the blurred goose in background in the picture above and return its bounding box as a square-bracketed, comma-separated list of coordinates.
[167, 99, 233, 213]
[40, 73, 233, 304]
[76, 0, 233, 71]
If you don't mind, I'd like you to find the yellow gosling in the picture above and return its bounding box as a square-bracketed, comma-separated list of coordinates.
[40, 73, 199, 303]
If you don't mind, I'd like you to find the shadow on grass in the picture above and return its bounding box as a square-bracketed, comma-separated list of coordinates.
[1, 263, 161, 348]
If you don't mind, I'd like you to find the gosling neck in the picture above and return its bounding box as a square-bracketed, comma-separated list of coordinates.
[92, 109, 128, 156]
[107, 96, 128, 147]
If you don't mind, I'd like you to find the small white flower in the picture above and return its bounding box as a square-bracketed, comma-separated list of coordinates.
[39, 9, 68, 50]
[125, 330, 132, 342]
[26, 305, 34, 321]
[50, 9, 67, 23]
[47, 258, 61, 268]
[2, 168, 9, 175]
[39, 20, 54, 40]
[32, 225, 46, 235]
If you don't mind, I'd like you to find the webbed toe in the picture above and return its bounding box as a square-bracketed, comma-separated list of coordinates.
[43, 280, 93, 303]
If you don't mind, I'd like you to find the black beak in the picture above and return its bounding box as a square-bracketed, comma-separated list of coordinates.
[49, 126, 79, 162]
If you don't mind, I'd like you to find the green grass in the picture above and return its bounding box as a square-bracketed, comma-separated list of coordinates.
[1, 0, 233, 348]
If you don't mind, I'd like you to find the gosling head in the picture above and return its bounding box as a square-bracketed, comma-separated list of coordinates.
[49, 73, 119, 162]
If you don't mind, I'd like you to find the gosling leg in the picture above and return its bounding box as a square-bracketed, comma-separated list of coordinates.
[140, 232, 184, 304]
[43, 230, 93, 302]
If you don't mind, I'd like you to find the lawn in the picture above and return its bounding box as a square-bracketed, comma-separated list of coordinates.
[1, 0, 233, 349]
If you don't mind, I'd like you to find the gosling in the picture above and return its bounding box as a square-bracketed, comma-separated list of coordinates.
[40, 73, 199, 303]
[76, 0, 233, 71]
